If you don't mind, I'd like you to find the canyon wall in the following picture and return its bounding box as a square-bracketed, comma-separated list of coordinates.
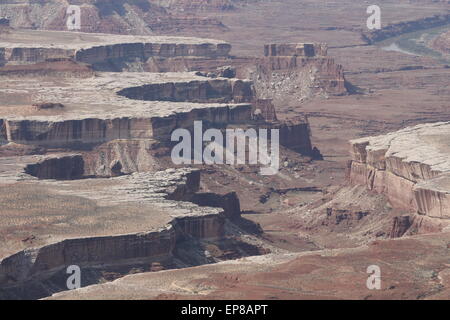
[264, 43, 328, 58]
[75, 42, 231, 70]
[24, 154, 85, 180]
[272, 118, 313, 156]
[362, 14, 450, 44]
[253, 43, 347, 104]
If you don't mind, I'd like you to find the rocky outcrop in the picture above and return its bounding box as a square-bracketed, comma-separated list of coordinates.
[75, 42, 231, 70]
[0, 167, 242, 299]
[390, 214, 448, 238]
[0, 72, 254, 147]
[264, 43, 328, 57]
[4, 47, 75, 65]
[189, 192, 241, 220]
[2, 105, 253, 147]
[47, 230, 450, 300]
[390, 216, 414, 238]
[433, 30, 450, 55]
[0, 18, 9, 27]
[252, 99, 277, 122]
[0, 227, 177, 286]
[117, 78, 253, 103]
[349, 122, 450, 219]
[276, 119, 313, 156]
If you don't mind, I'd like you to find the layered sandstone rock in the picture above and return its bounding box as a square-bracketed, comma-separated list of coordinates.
[264, 43, 328, 57]
[0, 72, 253, 147]
[117, 78, 253, 103]
[0, 18, 9, 27]
[253, 43, 347, 104]
[349, 122, 450, 219]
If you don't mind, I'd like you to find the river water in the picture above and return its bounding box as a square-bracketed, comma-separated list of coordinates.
[379, 24, 450, 63]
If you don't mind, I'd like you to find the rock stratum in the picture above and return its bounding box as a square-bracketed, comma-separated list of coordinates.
[349, 122, 450, 219]
[0, 29, 231, 71]
[0, 71, 253, 147]
[49, 231, 450, 300]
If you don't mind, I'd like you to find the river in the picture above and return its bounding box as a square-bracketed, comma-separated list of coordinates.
[379, 24, 450, 64]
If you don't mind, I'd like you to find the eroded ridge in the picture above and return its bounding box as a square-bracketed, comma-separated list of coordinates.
[0, 162, 241, 299]
[0, 29, 231, 69]
[253, 43, 347, 103]
[349, 122, 450, 219]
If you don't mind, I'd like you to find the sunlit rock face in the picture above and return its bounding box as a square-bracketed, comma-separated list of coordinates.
[253, 43, 347, 104]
